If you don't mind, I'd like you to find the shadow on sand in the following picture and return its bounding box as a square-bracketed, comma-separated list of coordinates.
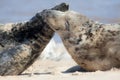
[62, 65, 88, 73]
[21, 65, 90, 76]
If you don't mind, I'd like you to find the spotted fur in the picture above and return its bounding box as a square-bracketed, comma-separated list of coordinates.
[42, 10, 120, 71]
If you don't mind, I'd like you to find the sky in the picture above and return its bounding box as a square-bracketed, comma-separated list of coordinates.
[0, 0, 120, 42]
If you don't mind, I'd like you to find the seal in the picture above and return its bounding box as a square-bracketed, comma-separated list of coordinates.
[42, 10, 120, 71]
[0, 3, 69, 75]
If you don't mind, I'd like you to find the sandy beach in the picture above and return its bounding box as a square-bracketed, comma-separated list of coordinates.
[0, 0, 120, 80]
[0, 38, 120, 80]
[0, 59, 120, 80]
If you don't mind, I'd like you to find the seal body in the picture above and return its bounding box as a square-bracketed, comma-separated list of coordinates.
[0, 3, 69, 75]
[42, 10, 120, 71]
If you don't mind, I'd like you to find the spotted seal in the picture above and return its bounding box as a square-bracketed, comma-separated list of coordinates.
[42, 10, 120, 71]
[0, 3, 69, 75]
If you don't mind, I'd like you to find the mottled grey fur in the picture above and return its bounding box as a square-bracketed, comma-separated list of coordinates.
[42, 10, 120, 71]
[0, 3, 69, 75]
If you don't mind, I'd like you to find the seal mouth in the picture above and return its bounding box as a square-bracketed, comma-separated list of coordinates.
[56, 28, 60, 31]
[65, 20, 70, 31]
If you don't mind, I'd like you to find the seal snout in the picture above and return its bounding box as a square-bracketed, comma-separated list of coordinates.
[42, 10, 57, 21]
[41, 10, 66, 31]
[41, 10, 57, 26]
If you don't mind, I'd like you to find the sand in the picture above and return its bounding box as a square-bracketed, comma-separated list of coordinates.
[0, 59, 120, 80]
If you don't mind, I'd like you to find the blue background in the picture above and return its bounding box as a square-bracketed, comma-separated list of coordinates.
[0, 0, 120, 42]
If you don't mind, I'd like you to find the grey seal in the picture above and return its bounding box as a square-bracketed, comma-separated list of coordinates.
[0, 3, 69, 75]
[42, 10, 120, 71]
